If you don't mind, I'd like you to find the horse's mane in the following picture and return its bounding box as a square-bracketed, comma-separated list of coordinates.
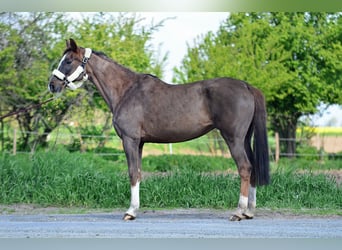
[92, 49, 136, 77]
[91, 50, 112, 62]
[92, 50, 162, 81]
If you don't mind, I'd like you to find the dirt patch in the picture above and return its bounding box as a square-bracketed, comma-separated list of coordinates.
[321, 170, 342, 185]
[0, 204, 67, 215]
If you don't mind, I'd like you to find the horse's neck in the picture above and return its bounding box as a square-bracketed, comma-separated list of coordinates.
[87, 53, 138, 113]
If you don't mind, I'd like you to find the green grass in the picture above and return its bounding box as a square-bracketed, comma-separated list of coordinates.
[273, 157, 342, 171]
[258, 170, 341, 209]
[142, 154, 236, 172]
[0, 149, 129, 207]
[0, 149, 340, 213]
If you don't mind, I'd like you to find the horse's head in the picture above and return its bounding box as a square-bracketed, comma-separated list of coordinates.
[48, 39, 92, 93]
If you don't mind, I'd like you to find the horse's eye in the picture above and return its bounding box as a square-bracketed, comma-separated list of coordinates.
[65, 59, 72, 64]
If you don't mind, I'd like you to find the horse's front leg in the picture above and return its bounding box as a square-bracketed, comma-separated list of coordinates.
[122, 136, 143, 221]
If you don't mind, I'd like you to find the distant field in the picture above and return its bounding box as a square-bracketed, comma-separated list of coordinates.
[298, 126, 342, 136]
[295, 127, 342, 153]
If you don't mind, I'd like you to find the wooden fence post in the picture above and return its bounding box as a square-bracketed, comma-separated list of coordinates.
[13, 128, 17, 155]
[275, 132, 280, 163]
[0, 121, 3, 151]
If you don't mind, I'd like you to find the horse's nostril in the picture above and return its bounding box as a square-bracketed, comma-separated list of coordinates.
[48, 83, 54, 92]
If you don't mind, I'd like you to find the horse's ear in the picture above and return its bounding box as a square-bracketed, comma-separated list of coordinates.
[66, 38, 78, 52]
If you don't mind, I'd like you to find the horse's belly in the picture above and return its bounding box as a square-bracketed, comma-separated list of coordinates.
[142, 119, 214, 143]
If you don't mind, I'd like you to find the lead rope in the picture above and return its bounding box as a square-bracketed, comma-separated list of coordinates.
[0, 97, 55, 121]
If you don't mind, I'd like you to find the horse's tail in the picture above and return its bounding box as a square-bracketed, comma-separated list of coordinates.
[249, 87, 270, 186]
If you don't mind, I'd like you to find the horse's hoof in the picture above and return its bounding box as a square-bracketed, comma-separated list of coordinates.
[243, 212, 254, 220]
[243, 214, 254, 220]
[123, 213, 136, 221]
[229, 214, 244, 221]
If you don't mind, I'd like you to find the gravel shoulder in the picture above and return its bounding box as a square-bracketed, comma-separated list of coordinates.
[0, 204, 341, 218]
[1, 169, 341, 239]
[0, 206, 341, 238]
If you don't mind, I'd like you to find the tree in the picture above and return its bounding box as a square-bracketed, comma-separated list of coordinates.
[0, 12, 168, 152]
[174, 12, 342, 157]
[0, 12, 73, 151]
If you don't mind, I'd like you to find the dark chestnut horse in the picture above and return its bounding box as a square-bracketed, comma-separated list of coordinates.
[49, 39, 270, 221]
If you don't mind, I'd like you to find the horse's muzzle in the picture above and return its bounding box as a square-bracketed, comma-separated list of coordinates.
[48, 79, 64, 93]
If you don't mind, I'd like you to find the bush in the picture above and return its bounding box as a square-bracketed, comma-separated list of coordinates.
[328, 152, 342, 160]
[296, 144, 321, 160]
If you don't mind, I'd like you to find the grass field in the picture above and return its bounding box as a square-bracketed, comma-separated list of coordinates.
[0, 148, 341, 214]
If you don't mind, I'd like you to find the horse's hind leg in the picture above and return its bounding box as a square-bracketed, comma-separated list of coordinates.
[245, 185, 256, 219]
[221, 133, 252, 221]
[244, 130, 257, 219]
[122, 136, 143, 221]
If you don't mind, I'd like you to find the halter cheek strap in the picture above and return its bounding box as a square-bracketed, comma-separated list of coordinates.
[52, 48, 92, 90]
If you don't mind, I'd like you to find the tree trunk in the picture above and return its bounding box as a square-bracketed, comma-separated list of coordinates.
[283, 123, 297, 158]
[272, 113, 300, 158]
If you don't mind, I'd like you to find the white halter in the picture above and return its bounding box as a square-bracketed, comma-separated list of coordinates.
[52, 48, 92, 90]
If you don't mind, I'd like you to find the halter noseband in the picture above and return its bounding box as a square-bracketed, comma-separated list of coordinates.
[52, 48, 92, 90]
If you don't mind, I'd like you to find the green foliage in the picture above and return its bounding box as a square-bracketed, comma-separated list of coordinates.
[174, 12, 342, 156]
[0, 13, 75, 151]
[0, 12, 167, 152]
[75, 13, 166, 75]
[296, 145, 323, 161]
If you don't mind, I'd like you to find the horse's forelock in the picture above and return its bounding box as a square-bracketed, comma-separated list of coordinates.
[63, 46, 81, 55]
[62, 48, 73, 56]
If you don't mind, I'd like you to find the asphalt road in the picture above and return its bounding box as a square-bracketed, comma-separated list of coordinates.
[0, 209, 341, 238]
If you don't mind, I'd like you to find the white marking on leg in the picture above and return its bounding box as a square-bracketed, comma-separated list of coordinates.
[230, 194, 248, 220]
[238, 194, 248, 210]
[126, 181, 140, 218]
[242, 186, 257, 219]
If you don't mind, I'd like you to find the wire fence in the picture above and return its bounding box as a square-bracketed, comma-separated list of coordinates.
[1, 129, 342, 160]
